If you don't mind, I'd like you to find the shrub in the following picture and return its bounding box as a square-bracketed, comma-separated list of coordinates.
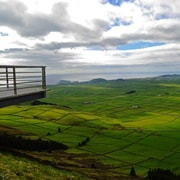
[78, 137, 90, 147]
[147, 168, 180, 180]
[129, 166, 137, 177]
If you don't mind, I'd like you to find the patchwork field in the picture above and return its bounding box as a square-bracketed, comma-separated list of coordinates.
[0, 76, 179, 179]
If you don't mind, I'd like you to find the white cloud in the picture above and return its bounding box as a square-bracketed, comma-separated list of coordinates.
[0, 0, 179, 80]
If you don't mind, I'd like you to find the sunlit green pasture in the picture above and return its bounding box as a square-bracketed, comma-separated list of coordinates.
[0, 77, 179, 177]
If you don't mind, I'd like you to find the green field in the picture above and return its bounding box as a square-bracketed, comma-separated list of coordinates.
[0, 76, 179, 179]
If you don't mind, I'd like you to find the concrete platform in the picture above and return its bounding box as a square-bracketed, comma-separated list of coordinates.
[0, 65, 46, 108]
[0, 87, 46, 108]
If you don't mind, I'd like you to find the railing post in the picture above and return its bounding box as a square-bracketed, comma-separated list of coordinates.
[6, 67, 9, 88]
[12, 67, 17, 95]
[42, 66, 46, 90]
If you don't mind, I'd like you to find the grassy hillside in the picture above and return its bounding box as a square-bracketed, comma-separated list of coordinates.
[0, 76, 179, 179]
[0, 151, 86, 180]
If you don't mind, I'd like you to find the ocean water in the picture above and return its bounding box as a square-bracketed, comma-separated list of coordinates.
[46, 72, 180, 84]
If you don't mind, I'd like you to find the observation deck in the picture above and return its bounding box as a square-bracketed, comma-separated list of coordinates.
[0, 65, 46, 107]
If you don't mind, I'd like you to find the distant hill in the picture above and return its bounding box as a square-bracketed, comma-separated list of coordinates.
[88, 78, 107, 83]
[57, 74, 180, 85]
[152, 74, 180, 81]
[57, 78, 107, 85]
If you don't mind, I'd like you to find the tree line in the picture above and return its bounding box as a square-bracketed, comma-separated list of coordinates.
[130, 167, 180, 180]
[0, 132, 68, 151]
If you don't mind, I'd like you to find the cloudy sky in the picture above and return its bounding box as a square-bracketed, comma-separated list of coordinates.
[0, 0, 180, 81]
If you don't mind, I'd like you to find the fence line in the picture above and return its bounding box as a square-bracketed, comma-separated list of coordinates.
[0, 65, 46, 96]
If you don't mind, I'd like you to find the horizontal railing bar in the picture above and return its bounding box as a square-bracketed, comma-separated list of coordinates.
[17, 76, 42, 79]
[13, 72, 41, 74]
[15, 85, 43, 89]
[0, 83, 43, 89]
[16, 82, 41, 84]
[17, 78, 41, 81]
[0, 72, 40, 74]
[0, 72, 13, 74]
[0, 80, 42, 86]
[14, 76, 41, 80]
[0, 76, 42, 80]
[0, 65, 45, 68]
[0, 85, 13, 86]
[0, 86, 43, 93]
[0, 72, 41, 75]
[16, 81, 42, 85]
[0, 77, 42, 84]
[0, 78, 10, 81]
[0, 88, 15, 92]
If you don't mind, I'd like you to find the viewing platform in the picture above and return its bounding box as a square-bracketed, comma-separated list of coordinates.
[0, 65, 46, 108]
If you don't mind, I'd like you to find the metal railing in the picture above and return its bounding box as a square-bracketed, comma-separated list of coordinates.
[0, 65, 46, 96]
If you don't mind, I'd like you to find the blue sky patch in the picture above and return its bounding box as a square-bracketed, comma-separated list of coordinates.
[117, 41, 165, 50]
[112, 18, 131, 26]
[156, 13, 169, 20]
[106, 0, 134, 6]
[107, 18, 131, 30]
[0, 32, 9, 37]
